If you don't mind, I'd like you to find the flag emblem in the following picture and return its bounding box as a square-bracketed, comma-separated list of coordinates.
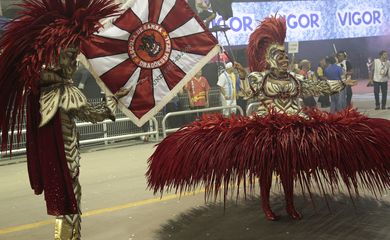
[129, 23, 171, 69]
[82, 0, 220, 126]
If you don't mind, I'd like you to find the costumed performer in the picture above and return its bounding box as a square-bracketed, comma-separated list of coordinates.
[147, 16, 390, 221]
[0, 1, 129, 239]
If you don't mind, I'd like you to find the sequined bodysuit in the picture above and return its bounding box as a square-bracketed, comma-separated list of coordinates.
[248, 71, 345, 117]
[40, 74, 117, 240]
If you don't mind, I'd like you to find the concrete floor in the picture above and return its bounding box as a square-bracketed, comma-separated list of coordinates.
[0, 93, 390, 240]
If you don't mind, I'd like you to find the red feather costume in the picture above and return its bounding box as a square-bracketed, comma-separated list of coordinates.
[147, 16, 390, 220]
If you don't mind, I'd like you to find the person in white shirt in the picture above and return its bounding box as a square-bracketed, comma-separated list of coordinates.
[369, 50, 390, 110]
[217, 62, 237, 116]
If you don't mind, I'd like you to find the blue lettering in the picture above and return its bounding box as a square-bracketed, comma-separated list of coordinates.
[299, 14, 310, 28]
[310, 14, 319, 28]
[373, 10, 381, 24]
[286, 13, 320, 29]
[352, 12, 361, 25]
[229, 17, 242, 32]
[211, 16, 255, 32]
[362, 11, 372, 24]
[337, 10, 382, 27]
[243, 16, 253, 31]
[338, 12, 348, 26]
[338, 10, 382, 26]
[216, 17, 223, 26]
[287, 14, 298, 29]
[211, 17, 223, 27]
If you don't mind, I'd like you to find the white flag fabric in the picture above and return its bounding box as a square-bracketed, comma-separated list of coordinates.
[82, 0, 220, 126]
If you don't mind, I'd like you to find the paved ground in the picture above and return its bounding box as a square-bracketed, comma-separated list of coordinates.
[0, 88, 389, 240]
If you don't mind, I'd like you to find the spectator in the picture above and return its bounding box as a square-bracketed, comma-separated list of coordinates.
[140, 122, 151, 142]
[73, 62, 102, 99]
[315, 58, 328, 81]
[324, 56, 346, 113]
[291, 58, 301, 74]
[299, 59, 316, 107]
[337, 51, 353, 106]
[234, 61, 251, 113]
[369, 50, 390, 110]
[316, 58, 330, 107]
[185, 70, 210, 120]
[163, 91, 184, 129]
[366, 57, 373, 87]
[218, 62, 238, 116]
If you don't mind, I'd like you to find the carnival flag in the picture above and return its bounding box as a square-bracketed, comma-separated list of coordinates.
[81, 0, 221, 126]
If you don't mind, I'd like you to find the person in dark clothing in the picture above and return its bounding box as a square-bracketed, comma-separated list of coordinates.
[194, 0, 216, 27]
[316, 58, 330, 107]
[163, 94, 184, 129]
[298, 59, 317, 107]
[73, 62, 103, 99]
[337, 51, 353, 106]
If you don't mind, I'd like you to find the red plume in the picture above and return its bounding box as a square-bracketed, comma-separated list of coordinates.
[0, 0, 120, 152]
[247, 16, 286, 72]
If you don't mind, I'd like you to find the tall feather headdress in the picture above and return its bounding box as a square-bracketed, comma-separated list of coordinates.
[0, 0, 119, 151]
[247, 16, 287, 72]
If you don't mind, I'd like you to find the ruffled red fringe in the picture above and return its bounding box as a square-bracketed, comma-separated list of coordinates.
[147, 109, 390, 201]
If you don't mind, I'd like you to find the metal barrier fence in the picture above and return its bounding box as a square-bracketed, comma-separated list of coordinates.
[161, 105, 244, 138]
[246, 102, 261, 116]
[1, 89, 260, 159]
[0, 117, 159, 156]
[0, 90, 221, 158]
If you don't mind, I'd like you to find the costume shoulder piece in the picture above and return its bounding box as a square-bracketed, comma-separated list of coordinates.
[289, 71, 305, 81]
[248, 71, 266, 96]
[39, 86, 88, 127]
[248, 72, 266, 84]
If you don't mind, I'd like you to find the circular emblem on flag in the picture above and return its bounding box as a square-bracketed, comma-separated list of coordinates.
[128, 23, 171, 69]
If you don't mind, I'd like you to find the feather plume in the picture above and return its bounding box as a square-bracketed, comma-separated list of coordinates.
[0, 0, 120, 152]
[247, 16, 286, 72]
[147, 109, 390, 204]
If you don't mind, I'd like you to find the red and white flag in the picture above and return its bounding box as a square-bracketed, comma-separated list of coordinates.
[82, 0, 220, 126]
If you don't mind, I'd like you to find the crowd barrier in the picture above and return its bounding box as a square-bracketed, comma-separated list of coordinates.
[0, 89, 260, 159]
[161, 105, 244, 138]
[0, 117, 159, 157]
[246, 102, 261, 116]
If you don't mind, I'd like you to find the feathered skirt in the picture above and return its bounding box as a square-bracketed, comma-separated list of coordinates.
[147, 109, 390, 200]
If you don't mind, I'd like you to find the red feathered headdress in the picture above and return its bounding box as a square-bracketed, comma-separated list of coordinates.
[0, 0, 119, 151]
[247, 16, 286, 72]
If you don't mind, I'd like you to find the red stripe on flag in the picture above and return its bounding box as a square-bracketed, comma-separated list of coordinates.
[81, 35, 128, 59]
[130, 69, 155, 119]
[148, 0, 164, 23]
[160, 1, 193, 33]
[160, 60, 186, 90]
[171, 32, 217, 56]
[115, 9, 143, 33]
[100, 59, 138, 93]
